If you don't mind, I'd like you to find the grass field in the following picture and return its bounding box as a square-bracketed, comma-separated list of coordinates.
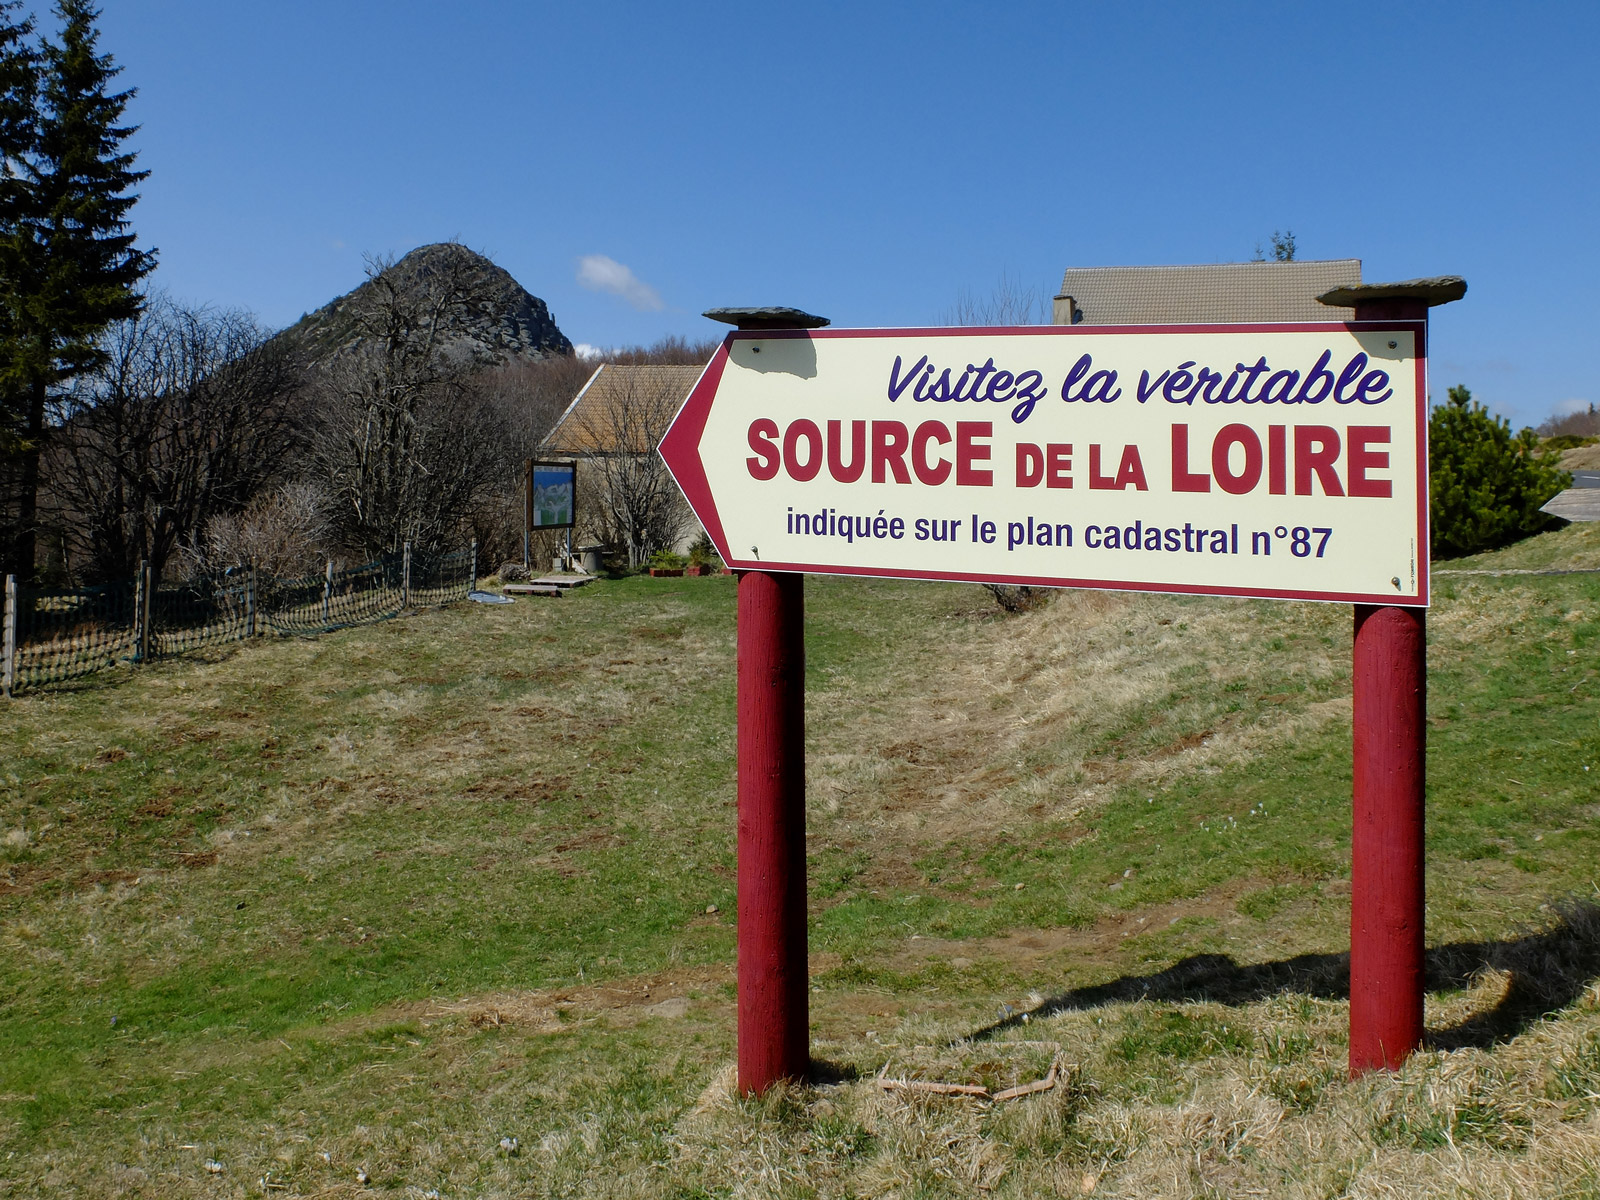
[2, 523, 1598, 1198]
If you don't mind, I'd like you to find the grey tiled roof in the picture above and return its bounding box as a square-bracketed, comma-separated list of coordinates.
[1054, 259, 1362, 325]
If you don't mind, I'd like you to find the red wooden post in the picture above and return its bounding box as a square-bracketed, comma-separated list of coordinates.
[708, 305, 830, 1094]
[1350, 602, 1427, 1071]
[737, 568, 809, 1092]
[1328, 280, 1462, 1073]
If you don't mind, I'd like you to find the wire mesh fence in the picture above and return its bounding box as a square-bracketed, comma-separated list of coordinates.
[2, 540, 476, 698]
[259, 556, 402, 636]
[410, 547, 475, 609]
[152, 574, 253, 656]
[5, 580, 137, 692]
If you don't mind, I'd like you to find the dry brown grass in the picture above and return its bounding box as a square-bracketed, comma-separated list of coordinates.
[653, 976, 1600, 1200]
[807, 587, 1349, 867]
[10, 974, 1596, 1198]
[1560, 444, 1600, 470]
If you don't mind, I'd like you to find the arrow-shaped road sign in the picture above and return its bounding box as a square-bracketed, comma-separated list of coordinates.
[659, 322, 1428, 606]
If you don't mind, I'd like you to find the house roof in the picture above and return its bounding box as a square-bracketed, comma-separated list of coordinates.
[1054, 259, 1362, 325]
[541, 363, 704, 455]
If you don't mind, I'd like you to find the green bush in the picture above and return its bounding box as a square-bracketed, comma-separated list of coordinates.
[1541, 434, 1598, 453]
[1429, 386, 1570, 558]
[687, 531, 722, 570]
[647, 548, 687, 570]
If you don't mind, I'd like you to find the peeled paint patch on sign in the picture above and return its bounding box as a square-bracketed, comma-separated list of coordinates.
[658, 324, 1427, 606]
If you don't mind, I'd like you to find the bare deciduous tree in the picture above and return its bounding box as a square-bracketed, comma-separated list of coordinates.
[308, 254, 511, 556]
[1537, 404, 1600, 440]
[476, 353, 596, 461]
[943, 275, 1052, 612]
[455, 356, 596, 566]
[600, 335, 721, 365]
[940, 271, 1050, 327]
[569, 367, 695, 568]
[45, 295, 302, 586]
[189, 481, 332, 580]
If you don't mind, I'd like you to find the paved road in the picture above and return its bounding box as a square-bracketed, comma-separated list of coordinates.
[1570, 470, 1600, 489]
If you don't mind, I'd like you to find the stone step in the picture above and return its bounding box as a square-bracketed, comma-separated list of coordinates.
[530, 575, 593, 589]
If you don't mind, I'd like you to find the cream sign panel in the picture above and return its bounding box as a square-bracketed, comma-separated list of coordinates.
[659, 324, 1428, 605]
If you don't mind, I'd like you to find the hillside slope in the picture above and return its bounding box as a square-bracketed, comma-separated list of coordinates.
[1, 530, 1596, 1197]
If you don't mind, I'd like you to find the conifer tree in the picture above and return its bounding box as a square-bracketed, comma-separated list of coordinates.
[0, 0, 153, 578]
[1429, 385, 1570, 558]
[0, 1, 37, 468]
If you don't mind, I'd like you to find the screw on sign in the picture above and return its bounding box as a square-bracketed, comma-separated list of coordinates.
[661, 281, 1464, 1093]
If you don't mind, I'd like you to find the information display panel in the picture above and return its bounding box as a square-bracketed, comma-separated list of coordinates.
[529, 461, 576, 530]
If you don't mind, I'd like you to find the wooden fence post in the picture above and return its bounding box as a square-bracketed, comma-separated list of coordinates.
[2, 574, 16, 699]
[402, 541, 412, 609]
[133, 559, 151, 663]
[524, 458, 533, 569]
[322, 559, 334, 625]
[470, 539, 478, 593]
[244, 565, 257, 639]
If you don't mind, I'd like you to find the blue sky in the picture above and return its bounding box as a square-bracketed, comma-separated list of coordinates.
[94, 1, 1596, 428]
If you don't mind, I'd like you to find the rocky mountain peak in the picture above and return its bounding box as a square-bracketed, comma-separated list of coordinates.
[287, 242, 573, 365]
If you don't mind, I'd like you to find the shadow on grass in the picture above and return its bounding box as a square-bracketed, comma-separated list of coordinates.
[808, 1058, 863, 1086]
[966, 899, 1600, 1051]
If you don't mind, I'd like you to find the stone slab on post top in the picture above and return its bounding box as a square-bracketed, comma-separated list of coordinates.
[1317, 275, 1467, 311]
[1318, 276, 1466, 322]
[704, 306, 831, 331]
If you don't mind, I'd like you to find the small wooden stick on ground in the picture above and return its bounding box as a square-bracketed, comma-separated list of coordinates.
[877, 1079, 993, 1098]
[992, 1059, 1059, 1102]
[877, 1056, 1062, 1102]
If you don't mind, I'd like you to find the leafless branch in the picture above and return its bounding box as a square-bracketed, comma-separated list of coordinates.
[569, 370, 695, 567]
[45, 295, 303, 586]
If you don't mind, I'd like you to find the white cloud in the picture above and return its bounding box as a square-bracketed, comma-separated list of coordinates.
[1551, 396, 1594, 416]
[575, 254, 663, 311]
[573, 343, 604, 360]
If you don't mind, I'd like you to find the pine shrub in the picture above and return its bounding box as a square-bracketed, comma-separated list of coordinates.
[1429, 386, 1570, 558]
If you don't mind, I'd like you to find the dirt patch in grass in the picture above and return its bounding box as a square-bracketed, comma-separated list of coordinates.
[894, 879, 1271, 973]
[426, 964, 732, 1033]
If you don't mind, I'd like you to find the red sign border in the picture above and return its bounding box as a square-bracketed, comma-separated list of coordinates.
[659, 321, 1430, 607]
